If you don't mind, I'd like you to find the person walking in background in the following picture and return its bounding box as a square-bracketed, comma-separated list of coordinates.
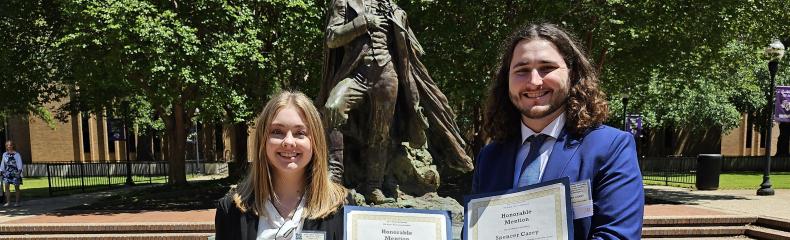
[1, 140, 23, 207]
[472, 23, 644, 239]
[215, 91, 350, 240]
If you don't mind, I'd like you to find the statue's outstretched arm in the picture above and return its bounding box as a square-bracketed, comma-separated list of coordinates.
[326, 1, 369, 49]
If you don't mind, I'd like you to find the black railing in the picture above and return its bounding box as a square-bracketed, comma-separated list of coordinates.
[720, 156, 790, 172]
[640, 156, 697, 187]
[44, 161, 169, 196]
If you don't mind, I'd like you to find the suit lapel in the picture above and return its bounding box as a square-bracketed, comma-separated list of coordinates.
[500, 139, 520, 190]
[542, 129, 582, 182]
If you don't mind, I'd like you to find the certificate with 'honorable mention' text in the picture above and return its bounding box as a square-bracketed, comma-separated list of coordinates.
[344, 206, 451, 240]
[464, 177, 574, 240]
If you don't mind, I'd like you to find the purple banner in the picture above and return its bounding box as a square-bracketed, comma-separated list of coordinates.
[626, 114, 643, 137]
[775, 86, 790, 122]
[107, 119, 126, 141]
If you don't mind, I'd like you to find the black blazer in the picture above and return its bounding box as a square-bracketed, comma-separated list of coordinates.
[215, 194, 352, 240]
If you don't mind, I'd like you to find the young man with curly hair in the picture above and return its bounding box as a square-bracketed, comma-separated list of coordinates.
[473, 23, 644, 239]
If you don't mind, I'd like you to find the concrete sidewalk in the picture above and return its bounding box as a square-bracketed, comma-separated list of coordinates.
[0, 174, 226, 224]
[644, 185, 790, 220]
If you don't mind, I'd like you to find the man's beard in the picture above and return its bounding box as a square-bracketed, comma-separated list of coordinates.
[512, 94, 568, 120]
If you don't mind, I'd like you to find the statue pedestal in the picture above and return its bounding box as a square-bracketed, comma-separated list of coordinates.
[344, 142, 441, 198]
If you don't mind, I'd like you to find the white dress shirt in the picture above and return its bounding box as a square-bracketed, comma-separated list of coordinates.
[513, 113, 566, 188]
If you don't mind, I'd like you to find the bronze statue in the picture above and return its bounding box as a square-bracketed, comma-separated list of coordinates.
[318, 0, 473, 204]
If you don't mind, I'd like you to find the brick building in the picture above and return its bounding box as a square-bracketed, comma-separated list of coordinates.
[2, 104, 781, 162]
[638, 113, 780, 157]
[1, 104, 251, 163]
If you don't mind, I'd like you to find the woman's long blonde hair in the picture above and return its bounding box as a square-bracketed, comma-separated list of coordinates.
[232, 90, 347, 219]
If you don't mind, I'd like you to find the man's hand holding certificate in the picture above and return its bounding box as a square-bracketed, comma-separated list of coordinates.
[464, 178, 574, 240]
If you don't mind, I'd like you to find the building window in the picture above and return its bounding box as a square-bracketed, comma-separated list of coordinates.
[760, 127, 767, 148]
[107, 114, 115, 153]
[215, 124, 223, 153]
[746, 115, 754, 148]
[664, 127, 673, 149]
[108, 138, 116, 153]
[0, 122, 6, 147]
[153, 134, 162, 155]
[129, 132, 136, 152]
[82, 113, 91, 153]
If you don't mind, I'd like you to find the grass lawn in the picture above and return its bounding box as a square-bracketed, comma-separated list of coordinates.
[644, 172, 790, 190]
[718, 172, 790, 189]
[10, 174, 200, 200]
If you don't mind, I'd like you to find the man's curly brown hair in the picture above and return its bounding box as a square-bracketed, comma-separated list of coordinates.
[483, 23, 609, 142]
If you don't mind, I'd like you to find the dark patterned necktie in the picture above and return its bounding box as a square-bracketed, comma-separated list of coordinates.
[518, 134, 548, 187]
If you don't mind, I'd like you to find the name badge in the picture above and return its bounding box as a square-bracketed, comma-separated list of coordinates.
[570, 180, 594, 219]
[297, 231, 326, 240]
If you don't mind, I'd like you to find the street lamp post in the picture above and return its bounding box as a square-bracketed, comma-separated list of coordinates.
[121, 101, 134, 186]
[758, 39, 785, 196]
[194, 108, 201, 175]
[622, 93, 630, 131]
[124, 119, 134, 186]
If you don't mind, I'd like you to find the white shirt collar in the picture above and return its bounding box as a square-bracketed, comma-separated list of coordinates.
[258, 195, 306, 240]
[520, 112, 566, 144]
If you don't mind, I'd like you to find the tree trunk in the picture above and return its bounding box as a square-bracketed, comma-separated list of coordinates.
[164, 102, 188, 185]
[776, 122, 790, 157]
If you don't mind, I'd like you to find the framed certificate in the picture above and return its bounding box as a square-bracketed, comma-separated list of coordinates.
[464, 177, 574, 240]
[344, 206, 452, 240]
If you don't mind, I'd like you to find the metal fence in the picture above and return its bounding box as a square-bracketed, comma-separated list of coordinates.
[641, 155, 790, 188]
[24, 161, 227, 177]
[44, 161, 169, 196]
[640, 156, 697, 187]
[720, 156, 790, 172]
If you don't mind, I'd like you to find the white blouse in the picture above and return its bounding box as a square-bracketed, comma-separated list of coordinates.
[256, 196, 306, 240]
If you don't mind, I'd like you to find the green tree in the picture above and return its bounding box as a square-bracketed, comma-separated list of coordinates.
[0, 0, 67, 125]
[398, 1, 790, 150]
[55, 0, 322, 184]
[4, 0, 789, 168]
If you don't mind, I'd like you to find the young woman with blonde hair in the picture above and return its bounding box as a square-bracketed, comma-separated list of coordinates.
[215, 90, 349, 240]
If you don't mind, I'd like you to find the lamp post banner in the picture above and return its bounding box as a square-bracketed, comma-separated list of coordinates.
[626, 115, 643, 137]
[108, 119, 126, 141]
[775, 86, 790, 122]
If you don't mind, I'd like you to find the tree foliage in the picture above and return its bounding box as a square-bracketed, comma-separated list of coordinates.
[51, 0, 322, 184]
[0, 0, 67, 123]
[399, 0, 790, 138]
[2, 0, 790, 165]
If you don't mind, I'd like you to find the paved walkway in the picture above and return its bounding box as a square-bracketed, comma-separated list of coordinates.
[644, 185, 790, 220]
[2, 182, 788, 226]
[0, 174, 226, 224]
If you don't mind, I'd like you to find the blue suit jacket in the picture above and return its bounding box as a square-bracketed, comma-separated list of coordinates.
[472, 125, 644, 240]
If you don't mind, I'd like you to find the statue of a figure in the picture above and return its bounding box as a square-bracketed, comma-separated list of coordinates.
[318, 0, 473, 204]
